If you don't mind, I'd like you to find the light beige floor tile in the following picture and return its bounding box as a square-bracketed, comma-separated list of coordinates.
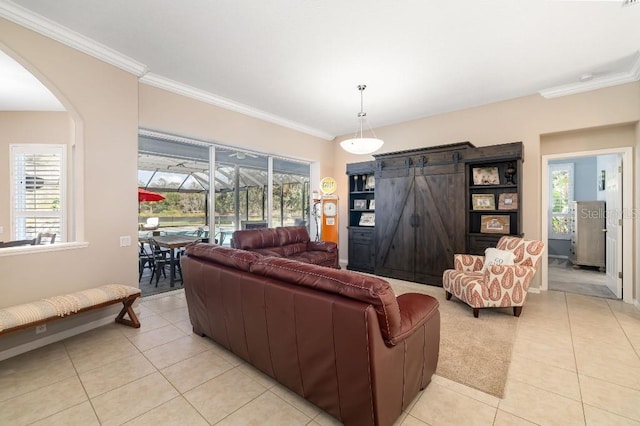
[493, 410, 537, 425]
[430, 374, 499, 407]
[184, 367, 267, 424]
[174, 318, 195, 334]
[128, 324, 186, 351]
[236, 361, 278, 389]
[91, 371, 179, 426]
[142, 296, 187, 314]
[580, 374, 640, 421]
[400, 414, 429, 425]
[393, 411, 408, 425]
[143, 334, 211, 370]
[576, 352, 640, 391]
[573, 335, 640, 368]
[0, 376, 87, 425]
[161, 349, 234, 393]
[499, 380, 584, 425]
[584, 403, 640, 425]
[270, 383, 322, 418]
[67, 338, 141, 373]
[217, 390, 310, 425]
[409, 381, 496, 426]
[158, 306, 190, 323]
[119, 313, 171, 336]
[511, 334, 577, 372]
[312, 410, 343, 426]
[78, 352, 156, 397]
[508, 356, 581, 401]
[0, 344, 76, 402]
[31, 401, 99, 426]
[63, 327, 126, 356]
[124, 396, 208, 426]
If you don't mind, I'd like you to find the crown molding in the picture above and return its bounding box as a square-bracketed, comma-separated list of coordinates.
[0, 0, 148, 76]
[140, 73, 334, 141]
[539, 51, 640, 99]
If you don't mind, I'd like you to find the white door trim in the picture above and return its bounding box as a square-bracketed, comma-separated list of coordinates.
[541, 147, 633, 304]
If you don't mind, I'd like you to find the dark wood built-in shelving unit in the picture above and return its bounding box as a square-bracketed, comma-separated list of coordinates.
[346, 141, 524, 285]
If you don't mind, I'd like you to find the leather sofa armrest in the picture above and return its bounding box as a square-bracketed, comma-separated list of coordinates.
[388, 293, 439, 345]
[307, 241, 337, 252]
[454, 254, 485, 272]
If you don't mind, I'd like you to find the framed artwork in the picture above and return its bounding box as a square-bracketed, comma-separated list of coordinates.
[353, 199, 367, 210]
[359, 212, 375, 226]
[472, 167, 500, 185]
[365, 174, 375, 190]
[498, 193, 518, 210]
[472, 194, 495, 210]
[480, 215, 510, 234]
[369, 199, 375, 210]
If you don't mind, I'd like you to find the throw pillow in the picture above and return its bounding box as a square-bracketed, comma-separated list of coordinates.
[482, 248, 515, 272]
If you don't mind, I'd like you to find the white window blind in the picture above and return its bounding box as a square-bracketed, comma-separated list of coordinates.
[548, 162, 574, 240]
[10, 144, 66, 243]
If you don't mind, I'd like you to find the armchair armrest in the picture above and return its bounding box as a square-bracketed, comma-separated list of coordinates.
[484, 265, 537, 292]
[454, 254, 485, 272]
[388, 293, 439, 345]
[307, 241, 337, 252]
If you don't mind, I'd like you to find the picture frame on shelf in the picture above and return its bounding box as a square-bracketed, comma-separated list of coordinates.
[353, 199, 367, 210]
[480, 215, 510, 234]
[365, 174, 375, 190]
[359, 212, 375, 226]
[472, 194, 495, 210]
[472, 167, 500, 185]
[369, 199, 375, 210]
[498, 193, 518, 210]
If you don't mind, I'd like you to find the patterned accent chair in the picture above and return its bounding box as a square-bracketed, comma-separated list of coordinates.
[442, 236, 545, 318]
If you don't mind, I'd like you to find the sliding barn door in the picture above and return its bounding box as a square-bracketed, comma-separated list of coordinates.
[375, 167, 416, 281]
[414, 164, 466, 285]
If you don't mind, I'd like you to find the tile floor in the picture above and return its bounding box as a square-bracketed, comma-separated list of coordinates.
[1, 284, 640, 425]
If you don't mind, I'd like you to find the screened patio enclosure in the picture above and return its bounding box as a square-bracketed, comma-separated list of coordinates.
[138, 135, 311, 245]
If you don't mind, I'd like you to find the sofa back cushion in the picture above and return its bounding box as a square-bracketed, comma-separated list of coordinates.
[276, 226, 309, 244]
[233, 228, 280, 250]
[184, 243, 260, 271]
[250, 256, 401, 343]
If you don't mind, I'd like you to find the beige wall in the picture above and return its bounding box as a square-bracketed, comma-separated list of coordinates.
[333, 83, 640, 292]
[0, 111, 71, 239]
[0, 18, 139, 311]
[138, 84, 335, 176]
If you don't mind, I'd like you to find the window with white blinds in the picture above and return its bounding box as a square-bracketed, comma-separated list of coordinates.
[548, 162, 574, 240]
[10, 144, 66, 243]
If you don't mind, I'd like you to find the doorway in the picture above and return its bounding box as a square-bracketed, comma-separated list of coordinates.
[541, 147, 633, 304]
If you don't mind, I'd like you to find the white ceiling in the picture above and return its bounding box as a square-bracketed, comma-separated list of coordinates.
[2, 0, 639, 138]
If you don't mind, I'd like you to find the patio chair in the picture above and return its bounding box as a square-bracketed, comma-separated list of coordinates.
[141, 217, 159, 230]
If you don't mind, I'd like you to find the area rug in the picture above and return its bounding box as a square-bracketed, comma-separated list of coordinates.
[388, 278, 519, 398]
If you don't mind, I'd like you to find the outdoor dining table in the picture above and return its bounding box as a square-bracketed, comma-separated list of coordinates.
[151, 235, 201, 286]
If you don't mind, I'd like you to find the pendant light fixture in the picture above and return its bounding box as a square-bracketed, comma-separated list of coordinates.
[340, 84, 384, 155]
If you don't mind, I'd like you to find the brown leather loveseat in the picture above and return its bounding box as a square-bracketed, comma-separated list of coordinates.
[181, 243, 440, 426]
[232, 225, 339, 268]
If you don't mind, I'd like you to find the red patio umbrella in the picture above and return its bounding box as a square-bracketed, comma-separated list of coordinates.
[138, 188, 165, 202]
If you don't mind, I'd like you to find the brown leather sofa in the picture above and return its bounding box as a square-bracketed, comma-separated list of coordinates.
[181, 243, 440, 426]
[231, 225, 339, 268]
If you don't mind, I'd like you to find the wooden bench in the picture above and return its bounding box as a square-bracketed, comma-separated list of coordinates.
[0, 284, 141, 336]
